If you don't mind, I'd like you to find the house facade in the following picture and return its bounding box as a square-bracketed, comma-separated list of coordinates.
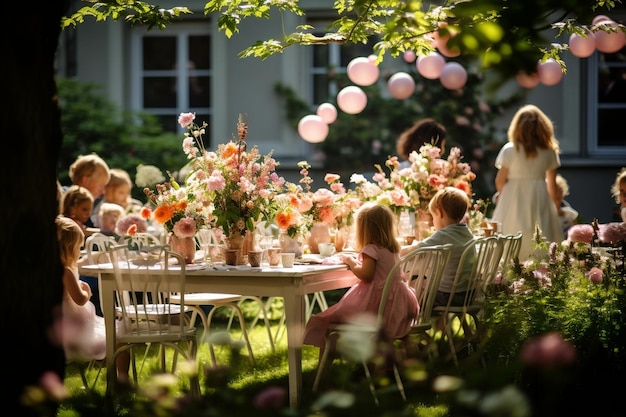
[56, 1, 626, 224]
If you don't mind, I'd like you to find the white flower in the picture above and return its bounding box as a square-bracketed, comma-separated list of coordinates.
[135, 164, 166, 188]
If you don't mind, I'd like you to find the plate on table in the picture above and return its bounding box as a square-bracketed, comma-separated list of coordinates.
[130, 258, 161, 267]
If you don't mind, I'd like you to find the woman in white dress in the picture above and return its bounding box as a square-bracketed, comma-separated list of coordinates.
[491, 104, 563, 261]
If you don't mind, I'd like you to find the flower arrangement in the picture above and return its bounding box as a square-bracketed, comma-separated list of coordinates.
[135, 164, 166, 189]
[355, 143, 476, 213]
[165, 112, 284, 238]
[143, 173, 208, 238]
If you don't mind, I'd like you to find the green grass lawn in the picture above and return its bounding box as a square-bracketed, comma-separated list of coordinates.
[61, 299, 451, 417]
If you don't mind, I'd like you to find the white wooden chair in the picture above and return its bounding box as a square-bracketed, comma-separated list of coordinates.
[431, 235, 504, 367]
[312, 245, 453, 404]
[107, 244, 200, 396]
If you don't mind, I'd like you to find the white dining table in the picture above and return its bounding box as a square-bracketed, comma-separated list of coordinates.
[80, 260, 357, 408]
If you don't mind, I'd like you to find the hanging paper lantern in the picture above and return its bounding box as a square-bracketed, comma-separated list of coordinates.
[569, 32, 596, 58]
[592, 15, 612, 26]
[297, 115, 329, 143]
[416, 52, 445, 79]
[316, 103, 338, 124]
[516, 71, 540, 88]
[346, 57, 380, 86]
[432, 22, 461, 57]
[595, 21, 626, 53]
[337, 86, 368, 114]
[387, 72, 416, 100]
[537, 59, 563, 86]
[403, 50, 416, 63]
[440, 62, 468, 90]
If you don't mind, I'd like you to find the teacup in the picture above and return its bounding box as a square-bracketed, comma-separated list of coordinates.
[281, 252, 295, 268]
[267, 247, 281, 266]
[318, 243, 336, 257]
[247, 250, 263, 267]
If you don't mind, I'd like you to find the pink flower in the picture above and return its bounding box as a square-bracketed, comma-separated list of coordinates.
[586, 267, 603, 284]
[172, 217, 197, 238]
[324, 173, 341, 183]
[599, 222, 626, 244]
[567, 224, 595, 243]
[116, 214, 148, 236]
[520, 332, 576, 369]
[178, 112, 195, 128]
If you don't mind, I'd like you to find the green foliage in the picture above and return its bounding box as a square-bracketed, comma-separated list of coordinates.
[57, 78, 189, 201]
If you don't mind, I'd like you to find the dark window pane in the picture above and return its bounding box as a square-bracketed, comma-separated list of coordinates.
[598, 108, 626, 146]
[143, 37, 176, 70]
[143, 77, 176, 108]
[313, 44, 329, 67]
[189, 76, 211, 107]
[189, 35, 211, 69]
[155, 115, 177, 133]
[313, 74, 330, 104]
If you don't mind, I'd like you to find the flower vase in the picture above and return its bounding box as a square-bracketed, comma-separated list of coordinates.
[225, 231, 249, 265]
[279, 230, 303, 258]
[307, 222, 331, 254]
[168, 234, 196, 264]
[415, 210, 434, 241]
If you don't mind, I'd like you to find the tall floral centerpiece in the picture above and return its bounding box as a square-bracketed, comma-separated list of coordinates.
[177, 112, 284, 263]
[353, 143, 475, 239]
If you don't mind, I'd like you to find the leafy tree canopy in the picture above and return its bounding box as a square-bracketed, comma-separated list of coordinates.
[62, 0, 624, 82]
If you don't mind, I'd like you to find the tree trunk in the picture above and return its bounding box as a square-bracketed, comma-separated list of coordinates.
[2, 1, 70, 415]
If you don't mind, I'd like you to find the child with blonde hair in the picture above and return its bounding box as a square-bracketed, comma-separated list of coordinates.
[99, 202, 125, 237]
[61, 185, 95, 237]
[405, 187, 475, 307]
[56, 215, 106, 362]
[303, 203, 418, 356]
[611, 167, 626, 222]
[92, 168, 143, 228]
[555, 174, 579, 238]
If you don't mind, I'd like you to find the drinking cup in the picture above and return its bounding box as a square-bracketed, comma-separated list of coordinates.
[318, 243, 336, 257]
[267, 247, 281, 266]
[248, 250, 263, 267]
[280, 252, 295, 268]
[225, 249, 239, 266]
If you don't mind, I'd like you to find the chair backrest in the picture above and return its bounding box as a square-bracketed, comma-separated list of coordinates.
[377, 244, 453, 329]
[447, 235, 504, 310]
[498, 232, 523, 270]
[107, 244, 191, 340]
[85, 232, 117, 264]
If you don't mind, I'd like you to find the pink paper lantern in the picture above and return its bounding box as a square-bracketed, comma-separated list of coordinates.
[417, 52, 445, 79]
[537, 58, 563, 86]
[387, 72, 416, 100]
[337, 86, 367, 114]
[346, 57, 380, 86]
[592, 15, 612, 26]
[316, 103, 338, 124]
[439, 62, 468, 90]
[569, 32, 596, 58]
[515, 71, 540, 88]
[297, 115, 329, 143]
[595, 21, 626, 53]
[403, 50, 416, 63]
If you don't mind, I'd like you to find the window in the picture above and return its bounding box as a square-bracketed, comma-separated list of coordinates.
[131, 23, 211, 137]
[309, 21, 377, 106]
[595, 46, 626, 149]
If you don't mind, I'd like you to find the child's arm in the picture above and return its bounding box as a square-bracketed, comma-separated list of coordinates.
[340, 253, 376, 282]
[63, 268, 92, 306]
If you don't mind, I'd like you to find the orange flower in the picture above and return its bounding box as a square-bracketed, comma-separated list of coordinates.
[140, 206, 152, 220]
[220, 142, 239, 160]
[154, 204, 175, 224]
[126, 224, 138, 236]
[275, 211, 295, 229]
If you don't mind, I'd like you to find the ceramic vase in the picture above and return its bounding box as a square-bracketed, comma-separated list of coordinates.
[168, 234, 196, 264]
[415, 210, 434, 241]
[307, 222, 331, 254]
[225, 230, 248, 265]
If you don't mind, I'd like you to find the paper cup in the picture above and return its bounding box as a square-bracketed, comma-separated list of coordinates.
[267, 247, 281, 266]
[248, 250, 263, 267]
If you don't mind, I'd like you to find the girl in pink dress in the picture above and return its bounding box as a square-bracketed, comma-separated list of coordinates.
[303, 203, 419, 353]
